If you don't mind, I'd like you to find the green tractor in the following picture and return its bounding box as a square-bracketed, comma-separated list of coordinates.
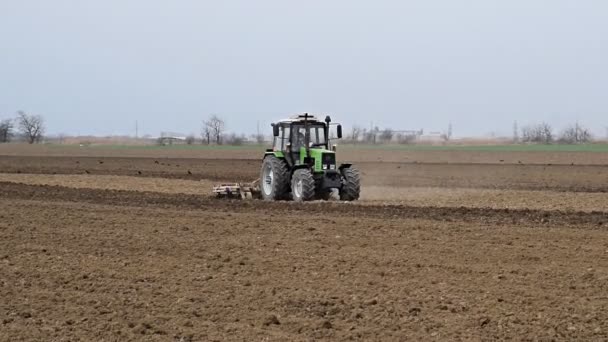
[260, 113, 360, 202]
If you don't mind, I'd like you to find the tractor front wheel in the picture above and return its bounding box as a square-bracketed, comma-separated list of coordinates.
[340, 167, 360, 201]
[291, 169, 315, 202]
[260, 156, 290, 201]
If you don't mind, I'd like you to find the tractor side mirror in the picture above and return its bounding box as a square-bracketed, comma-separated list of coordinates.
[336, 125, 343, 139]
[272, 124, 279, 137]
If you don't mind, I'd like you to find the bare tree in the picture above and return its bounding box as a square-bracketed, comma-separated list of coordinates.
[185, 135, 196, 145]
[521, 122, 553, 144]
[559, 123, 592, 144]
[201, 123, 212, 145]
[224, 133, 246, 146]
[361, 128, 369, 143]
[250, 133, 265, 144]
[373, 126, 380, 144]
[441, 122, 453, 142]
[16, 111, 45, 144]
[380, 129, 393, 143]
[539, 122, 553, 144]
[559, 126, 578, 144]
[203, 115, 225, 145]
[0, 119, 13, 143]
[364, 126, 380, 144]
[396, 132, 417, 144]
[521, 125, 532, 142]
[349, 125, 362, 143]
[578, 124, 593, 143]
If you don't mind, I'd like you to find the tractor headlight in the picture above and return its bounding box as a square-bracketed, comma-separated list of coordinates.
[329, 164, 336, 170]
[322, 165, 328, 170]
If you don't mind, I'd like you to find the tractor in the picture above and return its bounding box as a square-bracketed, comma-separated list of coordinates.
[260, 113, 360, 201]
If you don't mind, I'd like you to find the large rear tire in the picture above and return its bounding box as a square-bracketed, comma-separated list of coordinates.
[260, 156, 290, 201]
[339, 167, 360, 201]
[291, 169, 315, 202]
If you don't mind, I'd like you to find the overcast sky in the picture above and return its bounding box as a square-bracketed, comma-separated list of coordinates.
[1, 0, 607, 138]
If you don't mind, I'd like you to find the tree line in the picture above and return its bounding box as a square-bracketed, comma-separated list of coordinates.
[516, 122, 593, 144]
[343, 121, 597, 145]
[175, 115, 265, 146]
[344, 125, 448, 144]
[0, 111, 45, 144]
[0, 111, 600, 146]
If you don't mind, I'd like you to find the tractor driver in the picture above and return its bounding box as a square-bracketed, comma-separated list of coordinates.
[295, 129, 306, 151]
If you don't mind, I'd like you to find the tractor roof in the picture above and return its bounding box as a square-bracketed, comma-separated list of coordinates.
[277, 113, 322, 124]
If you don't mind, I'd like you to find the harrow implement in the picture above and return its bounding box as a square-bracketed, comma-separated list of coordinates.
[212, 179, 260, 199]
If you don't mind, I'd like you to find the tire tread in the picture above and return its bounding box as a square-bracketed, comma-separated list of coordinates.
[340, 167, 360, 201]
[261, 156, 290, 200]
[292, 169, 315, 201]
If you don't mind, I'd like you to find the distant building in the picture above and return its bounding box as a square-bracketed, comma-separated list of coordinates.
[418, 131, 444, 143]
[157, 132, 187, 145]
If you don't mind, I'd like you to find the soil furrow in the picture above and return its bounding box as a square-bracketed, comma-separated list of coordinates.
[2, 181, 607, 228]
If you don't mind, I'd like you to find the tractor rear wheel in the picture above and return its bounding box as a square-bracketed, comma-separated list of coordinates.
[291, 169, 315, 202]
[339, 167, 360, 201]
[260, 156, 290, 201]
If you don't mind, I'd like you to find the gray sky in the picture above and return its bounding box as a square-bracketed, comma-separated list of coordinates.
[1, 0, 607, 138]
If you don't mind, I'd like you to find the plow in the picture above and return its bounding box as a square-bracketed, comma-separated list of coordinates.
[212, 113, 360, 201]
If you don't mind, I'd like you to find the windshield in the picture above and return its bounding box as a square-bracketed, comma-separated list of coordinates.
[292, 124, 326, 147]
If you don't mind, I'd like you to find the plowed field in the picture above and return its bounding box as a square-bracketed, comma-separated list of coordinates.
[1, 148, 608, 341]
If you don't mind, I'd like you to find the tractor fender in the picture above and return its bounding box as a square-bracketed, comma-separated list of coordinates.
[338, 163, 353, 170]
[264, 151, 285, 159]
[291, 164, 310, 174]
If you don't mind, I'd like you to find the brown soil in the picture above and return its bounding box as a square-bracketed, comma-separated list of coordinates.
[4, 173, 608, 212]
[362, 186, 608, 213]
[0, 174, 214, 196]
[2, 155, 608, 192]
[1, 149, 608, 341]
[0, 156, 260, 182]
[4, 143, 608, 165]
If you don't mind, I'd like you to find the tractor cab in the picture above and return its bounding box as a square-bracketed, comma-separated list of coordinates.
[261, 113, 359, 202]
[270, 114, 342, 169]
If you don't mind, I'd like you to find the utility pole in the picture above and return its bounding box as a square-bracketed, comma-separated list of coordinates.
[135, 120, 139, 139]
[447, 122, 453, 140]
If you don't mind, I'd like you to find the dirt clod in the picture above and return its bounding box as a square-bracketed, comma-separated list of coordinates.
[409, 308, 421, 316]
[321, 320, 333, 329]
[480, 317, 491, 327]
[263, 315, 280, 326]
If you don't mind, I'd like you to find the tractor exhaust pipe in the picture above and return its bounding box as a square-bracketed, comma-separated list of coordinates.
[324, 115, 331, 147]
[304, 113, 311, 161]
